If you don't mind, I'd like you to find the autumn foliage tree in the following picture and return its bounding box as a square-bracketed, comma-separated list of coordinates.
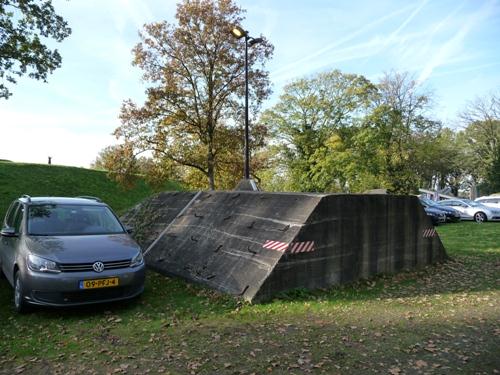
[115, 0, 273, 189]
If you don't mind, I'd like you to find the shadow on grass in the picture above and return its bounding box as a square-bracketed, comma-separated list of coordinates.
[0, 271, 238, 325]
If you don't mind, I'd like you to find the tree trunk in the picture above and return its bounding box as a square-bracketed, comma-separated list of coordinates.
[208, 164, 215, 190]
[207, 125, 215, 190]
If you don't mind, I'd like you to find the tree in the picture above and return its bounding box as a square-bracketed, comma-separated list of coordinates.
[459, 92, 500, 184]
[115, 0, 273, 189]
[260, 70, 376, 192]
[91, 144, 141, 189]
[485, 144, 500, 194]
[92, 144, 181, 189]
[261, 70, 443, 194]
[413, 128, 462, 195]
[362, 71, 441, 194]
[0, 0, 71, 99]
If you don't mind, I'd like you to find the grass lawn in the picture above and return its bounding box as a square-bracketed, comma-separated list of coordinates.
[0, 222, 499, 374]
[0, 161, 183, 217]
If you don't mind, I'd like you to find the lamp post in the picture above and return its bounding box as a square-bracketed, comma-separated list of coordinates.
[231, 25, 263, 180]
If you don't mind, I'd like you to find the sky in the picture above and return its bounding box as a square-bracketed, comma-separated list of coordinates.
[0, 0, 499, 167]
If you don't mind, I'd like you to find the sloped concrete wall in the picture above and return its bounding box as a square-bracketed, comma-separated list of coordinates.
[121, 192, 196, 250]
[123, 192, 446, 302]
[254, 194, 446, 301]
[138, 191, 322, 300]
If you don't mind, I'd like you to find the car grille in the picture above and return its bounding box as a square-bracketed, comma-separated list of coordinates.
[59, 259, 131, 272]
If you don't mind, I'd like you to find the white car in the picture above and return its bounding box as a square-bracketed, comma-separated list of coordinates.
[437, 199, 500, 223]
[475, 196, 500, 209]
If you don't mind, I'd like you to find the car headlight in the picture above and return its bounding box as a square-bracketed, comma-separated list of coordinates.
[27, 254, 61, 273]
[130, 251, 144, 267]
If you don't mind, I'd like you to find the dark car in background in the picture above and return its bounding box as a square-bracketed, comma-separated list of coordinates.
[419, 197, 461, 223]
[0, 196, 145, 313]
[423, 205, 446, 226]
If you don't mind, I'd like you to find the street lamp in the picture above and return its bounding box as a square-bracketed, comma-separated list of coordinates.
[231, 25, 263, 180]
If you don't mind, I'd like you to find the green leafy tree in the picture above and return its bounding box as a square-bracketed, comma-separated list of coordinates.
[261, 70, 376, 191]
[485, 144, 500, 194]
[413, 128, 463, 195]
[115, 0, 273, 190]
[362, 71, 441, 194]
[460, 94, 500, 179]
[458, 92, 500, 186]
[0, 0, 71, 98]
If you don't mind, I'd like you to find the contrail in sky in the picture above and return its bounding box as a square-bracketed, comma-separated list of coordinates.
[271, 3, 417, 78]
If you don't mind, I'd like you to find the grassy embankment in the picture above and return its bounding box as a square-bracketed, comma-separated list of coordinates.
[0, 218, 498, 374]
[0, 161, 182, 216]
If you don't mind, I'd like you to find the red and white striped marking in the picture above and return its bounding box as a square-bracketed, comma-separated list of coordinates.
[288, 241, 315, 253]
[262, 240, 289, 252]
[422, 228, 437, 238]
[262, 240, 316, 253]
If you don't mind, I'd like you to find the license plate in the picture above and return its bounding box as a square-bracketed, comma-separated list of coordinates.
[79, 277, 119, 289]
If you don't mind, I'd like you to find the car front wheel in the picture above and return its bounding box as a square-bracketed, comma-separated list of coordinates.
[14, 272, 30, 313]
[474, 212, 487, 223]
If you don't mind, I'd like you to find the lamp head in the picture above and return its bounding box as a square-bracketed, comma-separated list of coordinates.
[248, 37, 264, 47]
[231, 25, 247, 39]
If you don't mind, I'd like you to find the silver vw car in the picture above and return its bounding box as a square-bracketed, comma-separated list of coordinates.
[0, 196, 145, 312]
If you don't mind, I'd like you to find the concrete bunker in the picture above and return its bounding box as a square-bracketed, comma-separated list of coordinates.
[122, 191, 447, 302]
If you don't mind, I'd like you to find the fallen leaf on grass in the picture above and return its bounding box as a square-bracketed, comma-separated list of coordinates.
[415, 360, 428, 368]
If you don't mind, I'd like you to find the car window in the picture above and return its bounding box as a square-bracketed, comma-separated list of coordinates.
[13, 205, 24, 233]
[483, 198, 499, 204]
[4, 202, 20, 228]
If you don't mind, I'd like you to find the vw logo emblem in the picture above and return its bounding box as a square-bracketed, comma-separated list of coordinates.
[92, 261, 105, 273]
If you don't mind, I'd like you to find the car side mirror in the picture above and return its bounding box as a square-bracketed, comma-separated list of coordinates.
[125, 226, 134, 234]
[0, 227, 18, 237]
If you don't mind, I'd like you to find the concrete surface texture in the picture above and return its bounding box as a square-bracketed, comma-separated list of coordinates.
[122, 192, 447, 302]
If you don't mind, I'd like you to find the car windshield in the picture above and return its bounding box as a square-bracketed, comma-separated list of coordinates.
[28, 204, 125, 236]
[436, 200, 451, 205]
[421, 198, 438, 206]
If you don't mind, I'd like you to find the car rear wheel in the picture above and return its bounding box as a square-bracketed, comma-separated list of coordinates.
[474, 212, 487, 223]
[14, 272, 30, 313]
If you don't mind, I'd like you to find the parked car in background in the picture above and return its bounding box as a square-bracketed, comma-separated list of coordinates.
[0, 196, 145, 313]
[475, 195, 500, 209]
[419, 198, 461, 223]
[423, 206, 446, 226]
[437, 198, 500, 223]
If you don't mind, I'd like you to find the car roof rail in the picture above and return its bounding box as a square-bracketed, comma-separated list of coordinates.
[76, 195, 102, 203]
[21, 194, 31, 202]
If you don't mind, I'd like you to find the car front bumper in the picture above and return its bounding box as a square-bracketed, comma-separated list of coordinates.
[445, 213, 461, 222]
[21, 264, 146, 307]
